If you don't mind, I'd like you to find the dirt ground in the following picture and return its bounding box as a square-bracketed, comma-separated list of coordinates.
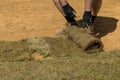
[0, 0, 120, 51]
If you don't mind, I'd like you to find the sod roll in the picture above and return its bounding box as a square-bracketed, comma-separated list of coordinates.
[60, 26, 103, 53]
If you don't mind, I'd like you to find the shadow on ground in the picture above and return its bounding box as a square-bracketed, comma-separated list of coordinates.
[94, 16, 118, 38]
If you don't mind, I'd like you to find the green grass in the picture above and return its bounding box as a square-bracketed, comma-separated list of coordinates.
[0, 50, 120, 80]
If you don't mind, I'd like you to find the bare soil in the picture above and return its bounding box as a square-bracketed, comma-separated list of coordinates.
[0, 0, 120, 51]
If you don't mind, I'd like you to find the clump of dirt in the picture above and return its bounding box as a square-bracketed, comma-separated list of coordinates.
[32, 52, 54, 60]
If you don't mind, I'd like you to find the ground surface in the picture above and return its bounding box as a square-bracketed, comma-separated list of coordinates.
[0, 0, 120, 51]
[0, 50, 120, 80]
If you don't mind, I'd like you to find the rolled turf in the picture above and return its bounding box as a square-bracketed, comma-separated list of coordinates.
[57, 26, 103, 53]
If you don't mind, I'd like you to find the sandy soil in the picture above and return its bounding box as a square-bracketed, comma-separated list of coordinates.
[0, 0, 120, 51]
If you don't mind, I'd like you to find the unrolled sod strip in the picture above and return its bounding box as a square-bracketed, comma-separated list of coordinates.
[26, 37, 83, 57]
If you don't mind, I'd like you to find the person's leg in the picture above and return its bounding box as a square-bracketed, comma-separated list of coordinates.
[83, 0, 92, 24]
[53, 0, 77, 25]
[59, 0, 67, 6]
[84, 0, 92, 11]
[57, 0, 76, 18]
[91, 0, 102, 23]
[53, 0, 66, 16]
[83, 0, 102, 23]
[82, 0, 94, 34]
[82, 0, 102, 34]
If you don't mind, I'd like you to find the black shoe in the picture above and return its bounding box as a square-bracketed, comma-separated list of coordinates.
[66, 21, 78, 27]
